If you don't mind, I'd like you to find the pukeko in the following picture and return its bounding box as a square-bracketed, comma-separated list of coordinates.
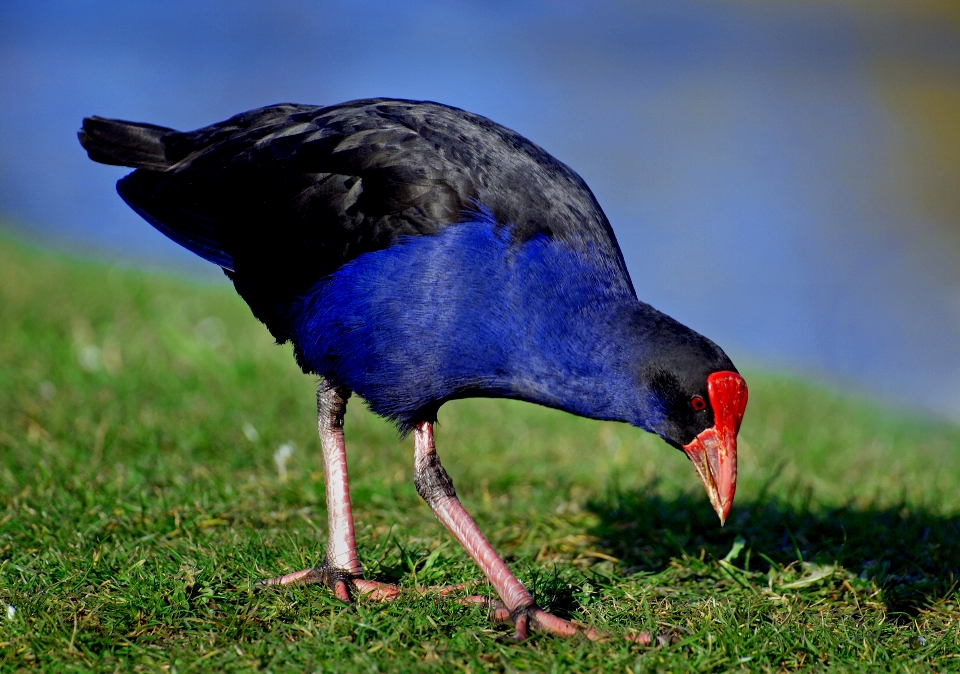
[78, 99, 747, 641]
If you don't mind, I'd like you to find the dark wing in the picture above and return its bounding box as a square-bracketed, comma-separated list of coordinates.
[82, 99, 630, 341]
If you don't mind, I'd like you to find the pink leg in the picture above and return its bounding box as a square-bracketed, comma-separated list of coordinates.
[315, 384, 361, 576]
[258, 386, 477, 604]
[259, 384, 360, 600]
[413, 421, 632, 641]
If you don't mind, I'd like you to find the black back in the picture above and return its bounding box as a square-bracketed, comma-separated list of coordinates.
[87, 99, 632, 341]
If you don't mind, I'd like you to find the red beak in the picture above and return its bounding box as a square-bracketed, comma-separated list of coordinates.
[683, 371, 748, 525]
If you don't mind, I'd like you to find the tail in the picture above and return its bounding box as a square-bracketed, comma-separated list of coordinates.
[78, 117, 177, 171]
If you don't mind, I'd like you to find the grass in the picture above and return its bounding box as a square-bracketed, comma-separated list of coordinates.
[1, 230, 959, 672]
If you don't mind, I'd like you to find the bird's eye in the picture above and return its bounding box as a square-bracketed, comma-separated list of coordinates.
[690, 395, 707, 411]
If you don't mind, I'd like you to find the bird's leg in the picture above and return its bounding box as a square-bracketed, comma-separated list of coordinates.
[260, 384, 403, 600]
[259, 383, 365, 599]
[414, 421, 617, 641]
[257, 385, 468, 603]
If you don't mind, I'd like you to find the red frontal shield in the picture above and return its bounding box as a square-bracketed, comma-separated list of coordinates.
[682, 371, 748, 524]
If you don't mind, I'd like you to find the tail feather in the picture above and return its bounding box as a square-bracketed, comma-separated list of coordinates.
[78, 115, 233, 269]
[78, 117, 176, 171]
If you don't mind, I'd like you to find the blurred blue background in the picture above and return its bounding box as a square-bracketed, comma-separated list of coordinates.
[1, 0, 958, 419]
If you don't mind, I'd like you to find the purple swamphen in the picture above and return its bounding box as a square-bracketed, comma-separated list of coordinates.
[78, 99, 748, 641]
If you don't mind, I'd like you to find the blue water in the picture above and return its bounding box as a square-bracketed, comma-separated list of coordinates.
[2, 0, 958, 419]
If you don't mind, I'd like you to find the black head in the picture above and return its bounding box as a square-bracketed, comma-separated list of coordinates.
[621, 305, 748, 523]
[624, 309, 736, 446]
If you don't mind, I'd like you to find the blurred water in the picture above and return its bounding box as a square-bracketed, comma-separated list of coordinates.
[1, 0, 958, 419]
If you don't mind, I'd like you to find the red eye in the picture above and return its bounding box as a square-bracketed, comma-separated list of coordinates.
[691, 395, 707, 411]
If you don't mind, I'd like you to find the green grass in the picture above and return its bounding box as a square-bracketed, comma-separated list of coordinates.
[1, 231, 958, 672]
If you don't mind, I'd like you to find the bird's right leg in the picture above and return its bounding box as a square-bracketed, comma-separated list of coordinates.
[258, 383, 376, 599]
[258, 384, 469, 603]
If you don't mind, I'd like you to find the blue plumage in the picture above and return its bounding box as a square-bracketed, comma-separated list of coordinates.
[293, 204, 664, 434]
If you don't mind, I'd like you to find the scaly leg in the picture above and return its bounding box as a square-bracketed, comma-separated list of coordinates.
[413, 421, 623, 641]
[259, 384, 481, 604]
[259, 383, 369, 599]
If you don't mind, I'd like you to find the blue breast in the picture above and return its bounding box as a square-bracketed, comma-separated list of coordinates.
[292, 206, 661, 432]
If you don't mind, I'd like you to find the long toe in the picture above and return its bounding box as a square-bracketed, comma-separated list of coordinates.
[506, 606, 671, 644]
[259, 568, 489, 606]
[351, 579, 401, 601]
[529, 608, 604, 641]
[257, 565, 353, 601]
[257, 567, 328, 587]
[354, 579, 486, 603]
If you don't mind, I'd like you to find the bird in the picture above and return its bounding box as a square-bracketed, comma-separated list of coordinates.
[78, 98, 748, 641]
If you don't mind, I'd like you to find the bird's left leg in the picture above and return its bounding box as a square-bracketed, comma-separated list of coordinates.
[413, 421, 613, 641]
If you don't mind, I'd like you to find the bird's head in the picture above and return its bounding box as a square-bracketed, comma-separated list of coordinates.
[625, 312, 748, 525]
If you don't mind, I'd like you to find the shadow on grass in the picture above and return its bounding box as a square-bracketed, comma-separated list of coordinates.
[587, 481, 960, 619]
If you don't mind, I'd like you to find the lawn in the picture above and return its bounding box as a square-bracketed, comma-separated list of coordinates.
[1, 231, 958, 672]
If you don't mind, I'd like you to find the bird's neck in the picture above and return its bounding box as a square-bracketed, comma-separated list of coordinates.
[292, 210, 659, 432]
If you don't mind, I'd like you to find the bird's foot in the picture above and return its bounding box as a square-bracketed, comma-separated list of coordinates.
[257, 565, 483, 604]
[256, 563, 360, 601]
[259, 568, 676, 645]
[500, 605, 679, 645]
